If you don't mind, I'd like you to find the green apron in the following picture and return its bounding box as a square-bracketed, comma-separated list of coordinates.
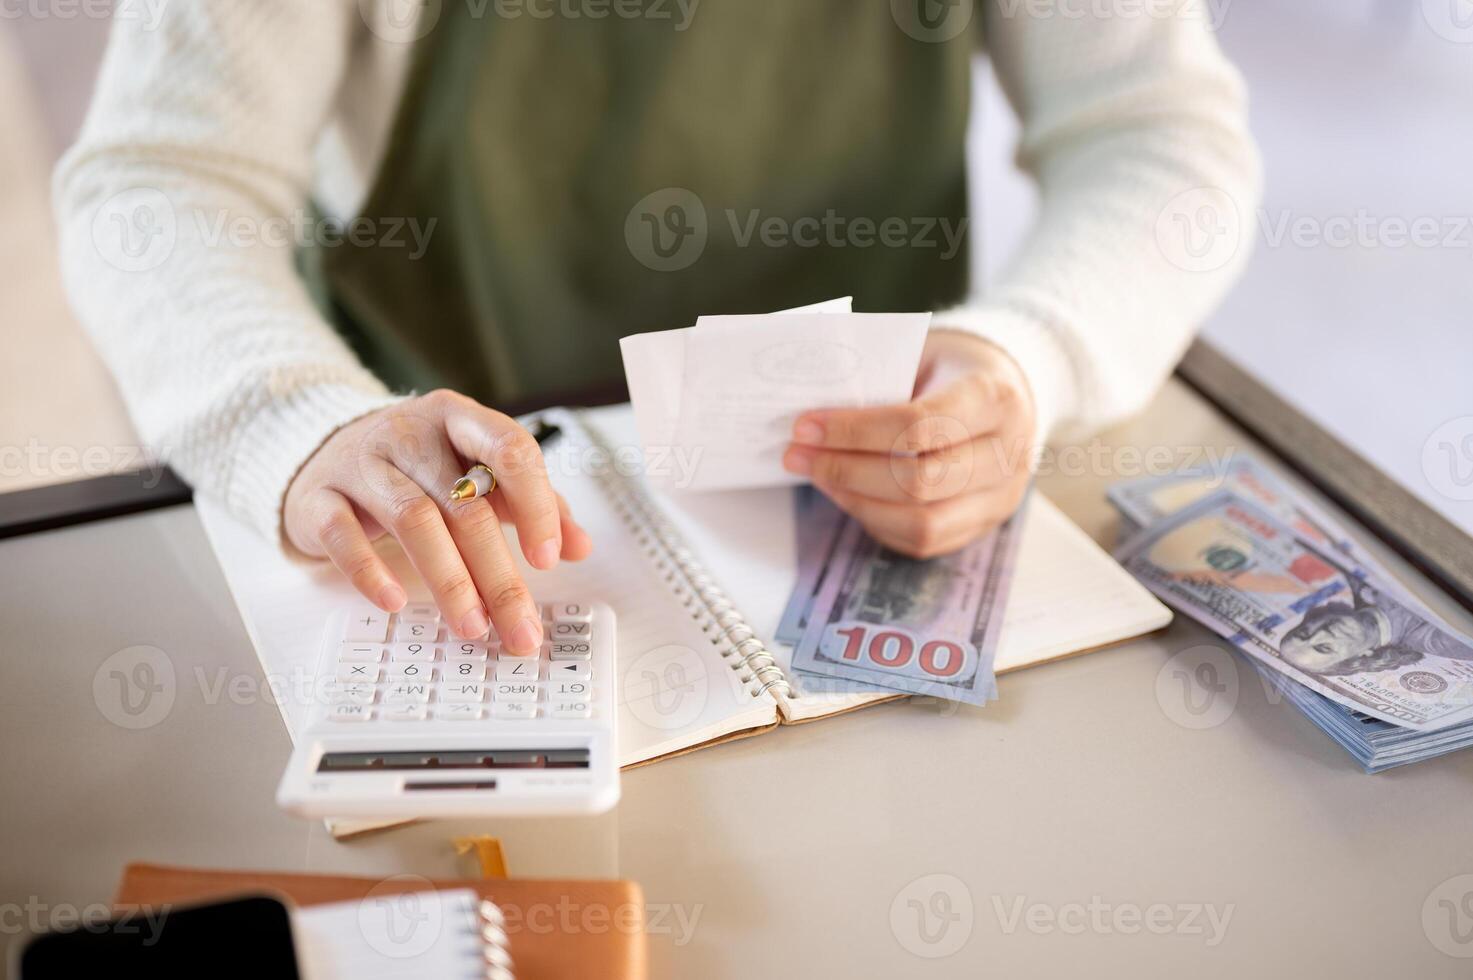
[307, 1, 976, 412]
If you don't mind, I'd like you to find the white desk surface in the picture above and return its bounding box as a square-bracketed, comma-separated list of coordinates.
[3, 379, 1472, 979]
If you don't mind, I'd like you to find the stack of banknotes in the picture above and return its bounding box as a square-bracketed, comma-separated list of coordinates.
[1108, 457, 1473, 772]
[781, 487, 1023, 706]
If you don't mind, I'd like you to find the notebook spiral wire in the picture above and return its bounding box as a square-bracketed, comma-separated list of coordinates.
[581, 421, 793, 701]
[477, 900, 515, 980]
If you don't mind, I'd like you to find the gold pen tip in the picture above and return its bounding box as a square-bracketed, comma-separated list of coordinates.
[449, 477, 475, 503]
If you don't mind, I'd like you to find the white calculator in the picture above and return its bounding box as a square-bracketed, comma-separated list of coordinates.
[276, 599, 619, 818]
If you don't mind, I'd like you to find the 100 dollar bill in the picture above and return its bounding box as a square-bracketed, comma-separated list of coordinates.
[1112, 457, 1380, 570]
[776, 487, 849, 646]
[1117, 491, 1473, 732]
[790, 508, 1022, 704]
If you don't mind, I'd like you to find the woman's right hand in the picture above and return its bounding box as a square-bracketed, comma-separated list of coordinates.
[283, 390, 592, 655]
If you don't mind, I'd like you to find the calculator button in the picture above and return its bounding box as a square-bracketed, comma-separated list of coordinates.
[549, 641, 592, 662]
[551, 622, 592, 639]
[384, 682, 431, 703]
[550, 602, 594, 624]
[550, 680, 592, 701]
[336, 664, 379, 683]
[491, 702, 538, 720]
[448, 641, 490, 661]
[387, 662, 434, 681]
[394, 620, 438, 642]
[331, 682, 377, 705]
[551, 701, 592, 720]
[400, 603, 439, 625]
[495, 657, 541, 681]
[328, 705, 373, 722]
[447, 661, 486, 681]
[391, 642, 438, 663]
[494, 681, 540, 702]
[339, 643, 384, 664]
[549, 661, 591, 680]
[437, 704, 483, 721]
[343, 607, 391, 642]
[383, 703, 428, 722]
[439, 682, 487, 704]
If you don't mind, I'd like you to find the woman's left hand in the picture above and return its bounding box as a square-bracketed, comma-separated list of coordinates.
[781, 331, 1037, 558]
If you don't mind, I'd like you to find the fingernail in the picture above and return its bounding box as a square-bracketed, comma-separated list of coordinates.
[783, 447, 813, 475]
[509, 616, 543, 654]
[460, 607, 489, 639]
[793, 419, 824, 445]
[532, 538, 561, 570]
[378, 583, 407, 611]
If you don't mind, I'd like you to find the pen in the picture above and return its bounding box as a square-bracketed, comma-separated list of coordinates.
[448, 418, 562, 503]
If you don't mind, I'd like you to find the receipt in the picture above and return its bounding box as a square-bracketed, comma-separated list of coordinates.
[621, 303, 929, 491]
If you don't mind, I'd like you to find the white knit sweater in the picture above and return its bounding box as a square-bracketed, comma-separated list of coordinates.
[54, 1, 1259, 542]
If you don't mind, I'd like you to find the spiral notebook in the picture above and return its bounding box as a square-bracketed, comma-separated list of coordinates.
[539, 406, 1172, 763]
[195, 403, 1170, 832]
[114, 863, 647, 979]
[295, 889, 513, 980]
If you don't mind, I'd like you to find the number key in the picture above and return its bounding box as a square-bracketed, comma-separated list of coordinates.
[495, 657, 541, 681]
[394, 620, 438, 642]
[449, 661, 485, 680]
[387, 662, 434, 681]
[392, 642, 437, 663]
[448, 640, 489, 661]
[550, 602, 594, 624]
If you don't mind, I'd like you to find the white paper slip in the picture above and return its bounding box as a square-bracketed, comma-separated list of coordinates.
[622, 309, 929, 491]
[621, 298, 851, 490]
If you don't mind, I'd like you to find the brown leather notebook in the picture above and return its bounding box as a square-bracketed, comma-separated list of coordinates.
[115, 863, 647, 980]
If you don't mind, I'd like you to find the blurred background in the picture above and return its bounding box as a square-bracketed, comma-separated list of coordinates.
[4, 0, 1471, 534]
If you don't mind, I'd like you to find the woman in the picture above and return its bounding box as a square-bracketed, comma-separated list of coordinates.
[55, 1, 1259, 656]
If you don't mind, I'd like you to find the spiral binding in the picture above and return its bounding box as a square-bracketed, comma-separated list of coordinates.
[477, 900, 516, 980]
[580, 418, 793, 701]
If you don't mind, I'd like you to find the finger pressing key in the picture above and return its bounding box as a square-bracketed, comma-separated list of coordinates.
[440, 491, 545, 654]
[356, 457, 490, 639]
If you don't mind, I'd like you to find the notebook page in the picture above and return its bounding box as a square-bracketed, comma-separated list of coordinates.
[294, 888, 494, 980]
[993, 496, 1173, 672]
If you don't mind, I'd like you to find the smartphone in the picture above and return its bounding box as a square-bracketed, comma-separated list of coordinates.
[16, 894, 300, 979]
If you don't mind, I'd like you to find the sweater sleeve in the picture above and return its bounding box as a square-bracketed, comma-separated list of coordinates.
[933, 5, 1262, 446]
[53, 0, 399, 543]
